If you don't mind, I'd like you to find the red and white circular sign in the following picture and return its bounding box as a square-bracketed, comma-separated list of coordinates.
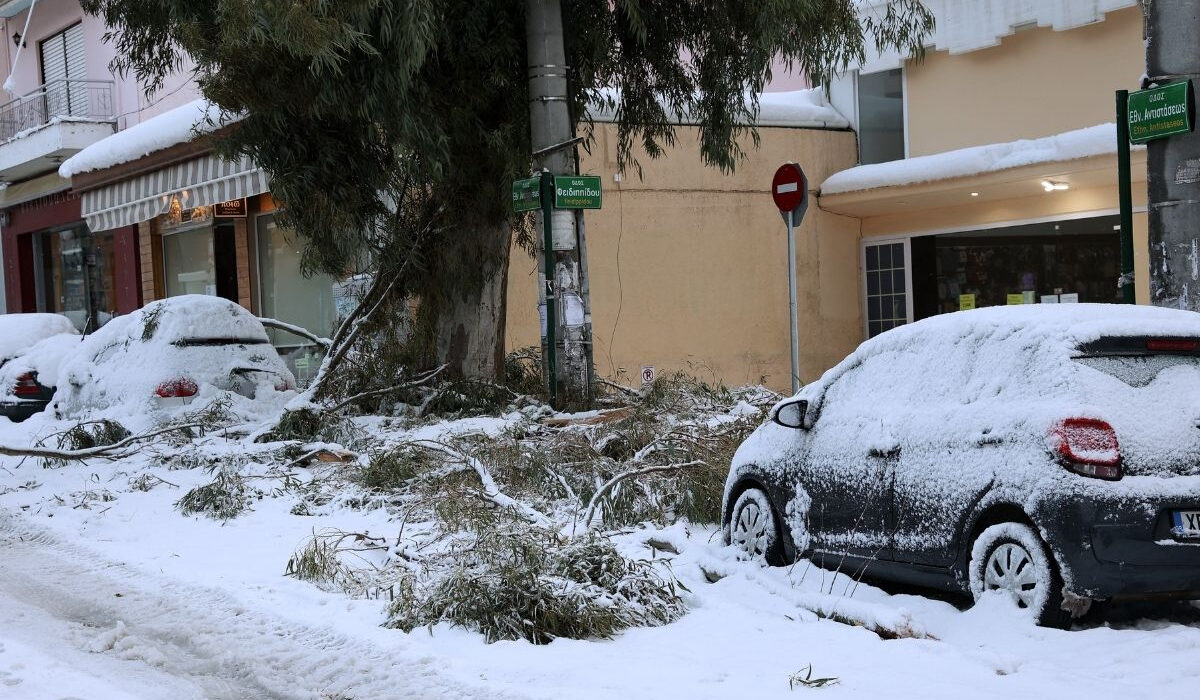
[771, 162, 809, 214]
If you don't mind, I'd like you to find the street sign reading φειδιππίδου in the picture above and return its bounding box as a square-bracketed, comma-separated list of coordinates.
[1128, 80, 1194, 144]
[553, 175, 602, 209]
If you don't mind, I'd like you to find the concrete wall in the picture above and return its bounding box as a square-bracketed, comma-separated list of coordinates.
[505, 123, 861, 393]
[905, 6, 1144, 156]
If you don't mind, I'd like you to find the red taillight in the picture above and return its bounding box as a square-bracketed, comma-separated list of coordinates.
[155, 378, 198, 398]
[1147, 338, 1198, 352]
[13, 371, 40, 397]
[1051, 418, 1121, 480]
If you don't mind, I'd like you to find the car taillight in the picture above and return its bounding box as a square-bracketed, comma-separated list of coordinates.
[1051, 418, 1121, 480]
[1146, 338, 1198, 352]
[155, 378, 198, 398]
[13, 372, 40, 397]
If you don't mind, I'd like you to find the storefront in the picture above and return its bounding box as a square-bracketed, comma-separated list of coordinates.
[1, 177, 140, 328]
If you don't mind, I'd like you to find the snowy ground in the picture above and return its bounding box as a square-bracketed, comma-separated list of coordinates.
[3, 407, 1200, 700]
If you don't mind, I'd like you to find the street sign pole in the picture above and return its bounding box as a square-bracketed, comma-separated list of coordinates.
[1116, 89, 1136, 304]
[539, 170, 558, 403]
[771, 162, 809, 395]
[786, 209, 800, 395]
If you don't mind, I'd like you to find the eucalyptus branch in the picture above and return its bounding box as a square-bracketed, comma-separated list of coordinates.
[582, 460, 706, 530]
[257, 317, 332, 348]
[324, 364, 447, 413]
[0, 423, 205, 461]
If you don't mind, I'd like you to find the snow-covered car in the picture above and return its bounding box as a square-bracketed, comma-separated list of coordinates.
[53, 295, 296, 418]
[0, 314, 79, 421]
[723, 304, 1200, 626]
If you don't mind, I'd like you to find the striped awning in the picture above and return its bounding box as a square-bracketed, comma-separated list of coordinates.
[81, 153, 270, 232]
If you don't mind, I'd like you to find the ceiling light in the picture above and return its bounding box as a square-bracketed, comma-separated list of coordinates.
[1041, 180, 1069, 192]
[970, 192, 979, 197]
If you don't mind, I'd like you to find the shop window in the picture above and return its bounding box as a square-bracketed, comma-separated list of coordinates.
[162, 225, 217, 297]
[857, 68, 904, 165]
[256, 214, 337, 384]
[864, 240, 909, 338]
[33, 224, 116, 331]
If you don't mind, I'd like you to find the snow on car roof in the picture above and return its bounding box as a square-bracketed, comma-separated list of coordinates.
[800, 303, 1200, 400]
[137, 295, 270, 344]
[0, 314, 77, 361]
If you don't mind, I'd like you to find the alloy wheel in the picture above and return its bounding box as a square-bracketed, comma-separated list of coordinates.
[732, 500, 769, 560]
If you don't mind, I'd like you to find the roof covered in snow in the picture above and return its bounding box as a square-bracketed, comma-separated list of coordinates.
[588, 88, 848, 129]
[820, 123, 1136, 195]
[0, 314, 77, 362]
[59, 100, 240, 178]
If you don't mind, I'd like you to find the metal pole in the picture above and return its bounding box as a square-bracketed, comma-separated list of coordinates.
[1146, 2, 1200, 309]
[1116, 89, 1136, 304]
[787, 209, 800, 394]
[540, 170, 558, 403]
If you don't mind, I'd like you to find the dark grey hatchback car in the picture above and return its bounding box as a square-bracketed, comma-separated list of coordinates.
[722, 305, 1200, 626]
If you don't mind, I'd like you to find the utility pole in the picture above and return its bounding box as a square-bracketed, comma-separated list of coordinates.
[525, 0, 594, 409]
[1146, 1, 1200, 308]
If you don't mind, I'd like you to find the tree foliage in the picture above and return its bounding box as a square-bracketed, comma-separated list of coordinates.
[83, 0, 932, 379]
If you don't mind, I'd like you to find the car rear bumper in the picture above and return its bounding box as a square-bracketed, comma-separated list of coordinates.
[1037, 480, 1200, 600]
[0, 398, 49, 422]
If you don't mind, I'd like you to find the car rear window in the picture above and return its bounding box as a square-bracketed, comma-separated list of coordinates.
[171, 337, 271, 347]
[1073, 336, 1200, 388]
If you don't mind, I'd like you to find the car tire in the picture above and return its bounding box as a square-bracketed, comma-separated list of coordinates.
[968, 522, 1070, 628]
[729, 488, 784, 566]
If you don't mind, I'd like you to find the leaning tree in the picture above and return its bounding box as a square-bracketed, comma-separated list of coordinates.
[83, 0, 932, 394]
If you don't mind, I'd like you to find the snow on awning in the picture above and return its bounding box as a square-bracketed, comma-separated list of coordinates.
[81, 153, 269, 232]
[820, 123, 1138, 196]
[586, 87, 848, 129]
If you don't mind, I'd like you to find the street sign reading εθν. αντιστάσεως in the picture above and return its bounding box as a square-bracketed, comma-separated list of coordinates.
[512, 176, 542, 213]
[553, 175, 602, 209]
[1128, 80, 1194, 144]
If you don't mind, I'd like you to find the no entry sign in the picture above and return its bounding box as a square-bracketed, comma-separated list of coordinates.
[772, 162, 809, 223]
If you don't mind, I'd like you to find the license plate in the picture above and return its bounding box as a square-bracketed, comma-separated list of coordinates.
[1171, 510, 1200, 538]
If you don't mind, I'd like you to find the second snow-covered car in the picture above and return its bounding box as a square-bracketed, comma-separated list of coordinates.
[53, 295, 296, 418]
[0, 313, 79, 421]
[724, 304, 1200, 626]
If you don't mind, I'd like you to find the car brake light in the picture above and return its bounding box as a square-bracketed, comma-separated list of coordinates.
[155, 378, 198, 398]
[13, 372, 40, 397]
[1051, 418, 1121, 480]
[1146, 338, 1198, 352]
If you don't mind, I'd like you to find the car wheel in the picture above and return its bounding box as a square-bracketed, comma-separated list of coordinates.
[729, 488, 784, 565]
[969, 522, 1069, 628]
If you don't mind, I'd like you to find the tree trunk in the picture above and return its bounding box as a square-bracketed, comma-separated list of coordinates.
[432, 222, 511, 381]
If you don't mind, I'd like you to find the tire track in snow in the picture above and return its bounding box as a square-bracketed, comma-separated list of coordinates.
[0, 513, 524, 700]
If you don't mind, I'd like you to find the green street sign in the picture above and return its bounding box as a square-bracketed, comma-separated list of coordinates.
[512, 176, 542, 213]
[554, 175, 603, 209]
[1128, 80, 1194, 144]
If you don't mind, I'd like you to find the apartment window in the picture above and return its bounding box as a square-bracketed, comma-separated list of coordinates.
[39, 22, 87, 117]
[864, 240, 909, 338]
[857, 68, 904, 165]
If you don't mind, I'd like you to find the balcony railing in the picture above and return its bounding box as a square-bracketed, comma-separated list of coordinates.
[0, 79, 115, 143]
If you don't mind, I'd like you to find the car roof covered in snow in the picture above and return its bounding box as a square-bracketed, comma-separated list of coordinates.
[133, 295, 270, 344]
[798, 304, 1200, 402]
[0, 314, 77, 361]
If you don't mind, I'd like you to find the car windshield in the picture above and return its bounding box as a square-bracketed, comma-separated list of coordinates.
[1073, 336, 1200, 388]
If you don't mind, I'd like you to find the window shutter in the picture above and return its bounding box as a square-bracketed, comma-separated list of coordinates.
[38, 23, 86, 117]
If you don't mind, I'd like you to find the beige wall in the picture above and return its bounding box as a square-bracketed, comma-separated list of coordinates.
[505, 124, 861, 393]
[905, 7, 1144, 156]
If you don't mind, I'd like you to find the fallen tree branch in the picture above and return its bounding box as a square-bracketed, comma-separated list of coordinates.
[413, 439, 552, 527]
[582, 460, 706, 530]
[257, 317, 332, 349]
[599, 378, 643, 398]
[0, 423, 205, 461]
[324, 364, 447, 413]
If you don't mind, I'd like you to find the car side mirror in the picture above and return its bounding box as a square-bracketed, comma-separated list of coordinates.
[772, 399, 810, 429]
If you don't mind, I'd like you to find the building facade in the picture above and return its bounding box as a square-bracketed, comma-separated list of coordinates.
[819, 1, 1149, 340]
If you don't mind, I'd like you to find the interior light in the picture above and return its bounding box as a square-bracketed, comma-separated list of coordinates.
[970, 192, 979, 197]
[1041, 180, 1069, 192]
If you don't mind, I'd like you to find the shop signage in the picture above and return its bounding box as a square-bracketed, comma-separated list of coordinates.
[553, 175, 602, 209]
[512, 176, 541, 213]
[215, 199, 247, 217]
[1006, 294, 1025, 305]
[958, 294, 975, 311]
[1128, 80, 1194, 144]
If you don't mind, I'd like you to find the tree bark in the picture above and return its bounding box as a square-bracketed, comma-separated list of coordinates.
[432, 221, 511, 381]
